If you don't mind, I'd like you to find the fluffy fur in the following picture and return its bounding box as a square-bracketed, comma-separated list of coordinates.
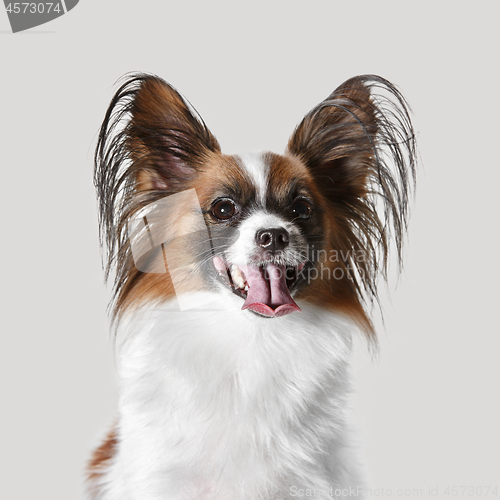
[87, 73, 416, 499]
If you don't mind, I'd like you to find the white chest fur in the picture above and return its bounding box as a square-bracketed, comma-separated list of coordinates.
[101, 298, 363, 499]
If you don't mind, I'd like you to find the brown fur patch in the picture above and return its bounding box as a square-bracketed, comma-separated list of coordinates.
[87, 426, 118, 498]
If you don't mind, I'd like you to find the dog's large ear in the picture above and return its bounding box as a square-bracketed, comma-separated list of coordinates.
[94, 74, 220, 280]
[129, 77, 220, 192]
[97, 74, 220, 194]
[288, 75, 416, 300]
[289, 75, 395, 200]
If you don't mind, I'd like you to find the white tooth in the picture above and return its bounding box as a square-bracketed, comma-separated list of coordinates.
[230, 264, 246, 289]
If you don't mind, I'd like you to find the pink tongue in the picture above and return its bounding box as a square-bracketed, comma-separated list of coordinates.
[240, 263, 300, 317]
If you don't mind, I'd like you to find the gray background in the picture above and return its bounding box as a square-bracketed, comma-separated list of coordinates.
[1, 1, 498, 499]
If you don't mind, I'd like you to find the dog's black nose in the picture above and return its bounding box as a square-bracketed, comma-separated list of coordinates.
[255, 228, 289, 253]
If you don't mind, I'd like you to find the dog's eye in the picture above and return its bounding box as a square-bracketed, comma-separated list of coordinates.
[291, 198, 312, 219]
[211, 199, 236, 220]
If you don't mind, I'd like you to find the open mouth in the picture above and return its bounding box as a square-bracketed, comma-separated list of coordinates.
[213, 256, 305, 318]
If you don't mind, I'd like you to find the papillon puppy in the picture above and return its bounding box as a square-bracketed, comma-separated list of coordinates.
[87, 74, 416, 500]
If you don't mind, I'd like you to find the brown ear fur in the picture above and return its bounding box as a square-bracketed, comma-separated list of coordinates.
[288, 76, 378, 201]
[287, 75, 416, 313]
[126, 76, 220, 192]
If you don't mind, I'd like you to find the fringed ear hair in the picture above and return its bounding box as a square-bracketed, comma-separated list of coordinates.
[288, 75, 416, 307]
[94, 73, 220, 289]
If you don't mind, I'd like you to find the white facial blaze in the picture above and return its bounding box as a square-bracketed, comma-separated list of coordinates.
[236, 152, 269, 206]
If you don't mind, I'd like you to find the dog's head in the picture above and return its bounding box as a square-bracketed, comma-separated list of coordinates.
[95, 74, 415, 333]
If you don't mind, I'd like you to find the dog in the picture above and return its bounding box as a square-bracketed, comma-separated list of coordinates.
[87, 73, 416, 499]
